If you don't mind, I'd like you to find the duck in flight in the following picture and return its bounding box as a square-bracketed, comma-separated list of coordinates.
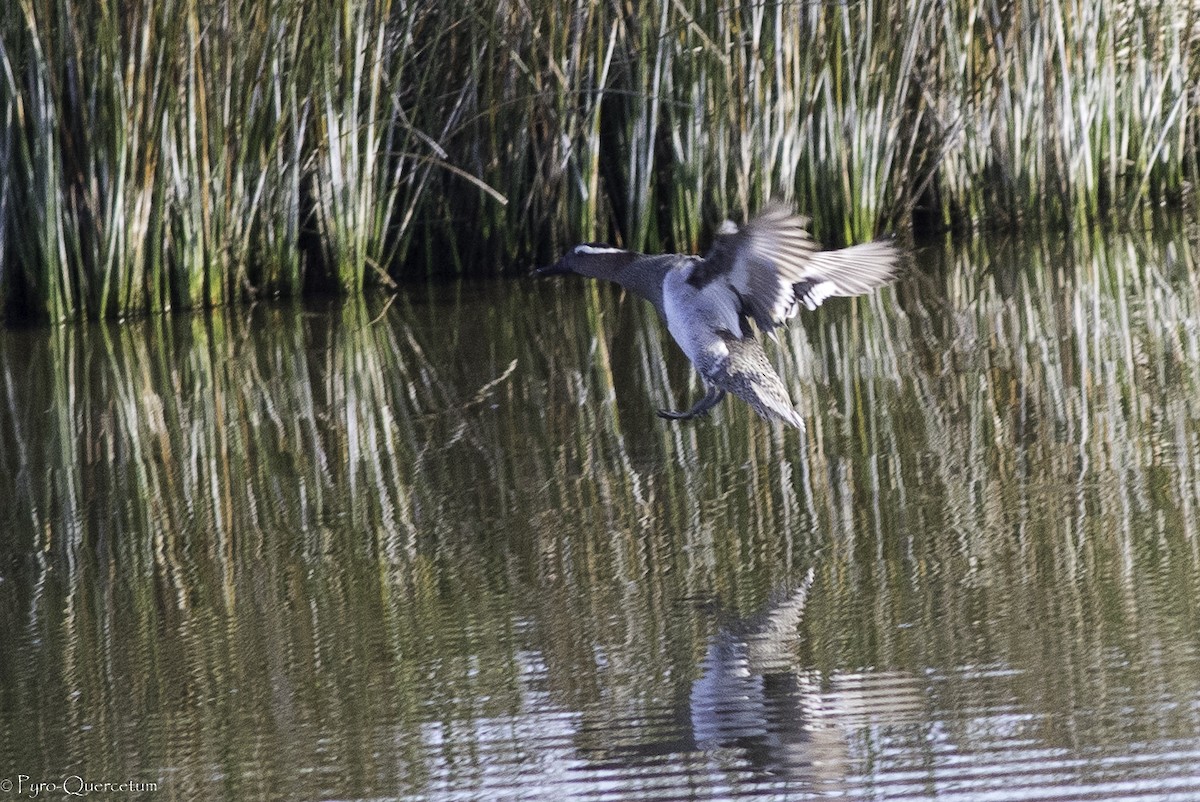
[536, 204, 900, 429]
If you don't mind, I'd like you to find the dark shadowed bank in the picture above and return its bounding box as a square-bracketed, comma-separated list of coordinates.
[0, 0, 1197, 320]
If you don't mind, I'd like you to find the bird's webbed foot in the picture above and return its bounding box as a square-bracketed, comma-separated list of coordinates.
[657, 387, 726, 421]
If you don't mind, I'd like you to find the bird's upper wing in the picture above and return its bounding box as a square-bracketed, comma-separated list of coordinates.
[688, 203, 900, 332]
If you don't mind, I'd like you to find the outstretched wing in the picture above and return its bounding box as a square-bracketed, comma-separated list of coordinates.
[689, 203, 900, 332]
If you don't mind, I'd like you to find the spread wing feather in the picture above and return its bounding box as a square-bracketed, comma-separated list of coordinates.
[690, 203, 899, 332]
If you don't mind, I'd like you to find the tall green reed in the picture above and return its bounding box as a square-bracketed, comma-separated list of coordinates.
[928, 0, 1199, 229]
[1, 0, 1197, 320]
[309, 0, 400, 292]
[166, 0, 309, 308]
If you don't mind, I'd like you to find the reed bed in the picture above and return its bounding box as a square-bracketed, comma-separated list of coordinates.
[1, 0, 1198, 319]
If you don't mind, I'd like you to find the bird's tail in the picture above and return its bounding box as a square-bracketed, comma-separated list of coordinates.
[742, 382, 805, 430]
[712, 337, 805, 430]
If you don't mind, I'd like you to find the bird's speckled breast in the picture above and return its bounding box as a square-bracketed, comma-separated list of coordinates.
[662, 265, 743, 376]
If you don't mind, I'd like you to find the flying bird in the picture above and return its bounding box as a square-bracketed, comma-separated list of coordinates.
[537, 204, 900, 429]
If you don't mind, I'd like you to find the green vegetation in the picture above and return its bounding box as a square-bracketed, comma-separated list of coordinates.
[1, 0, 1197, 319]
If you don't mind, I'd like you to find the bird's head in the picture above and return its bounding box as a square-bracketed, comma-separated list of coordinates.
[535, 243, 637, 281]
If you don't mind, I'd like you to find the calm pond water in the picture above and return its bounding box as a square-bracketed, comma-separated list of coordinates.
[2, 227, 1200, 801]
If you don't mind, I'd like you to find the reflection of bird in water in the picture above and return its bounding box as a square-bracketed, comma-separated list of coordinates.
[537, 205, 900, 428]
[586, 568, 926, 787]
[689, 567, 851, 782]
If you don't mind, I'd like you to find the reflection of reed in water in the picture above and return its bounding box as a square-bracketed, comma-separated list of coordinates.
[1, 228, 1199, 798]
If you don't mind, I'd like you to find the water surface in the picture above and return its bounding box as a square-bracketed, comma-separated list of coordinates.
[2, 228, 1200, 800]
